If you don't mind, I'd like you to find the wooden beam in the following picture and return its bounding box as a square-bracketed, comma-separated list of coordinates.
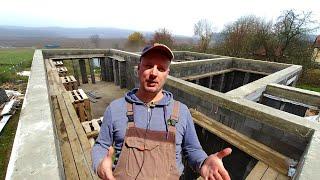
[57, 94, 93, 179]
[51, 95, 79, 179]
[61, 92, 97, 179]
[190, 109, 291, 175]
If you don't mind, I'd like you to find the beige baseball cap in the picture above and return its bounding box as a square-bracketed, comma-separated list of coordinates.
[140, 43, 174, 61]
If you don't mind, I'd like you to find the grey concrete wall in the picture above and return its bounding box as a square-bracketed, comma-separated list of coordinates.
[164, 76, 310, 160]
[170, 58, 233, 78]
[6, 50, 62, 180]
[173, 51, 224, 61]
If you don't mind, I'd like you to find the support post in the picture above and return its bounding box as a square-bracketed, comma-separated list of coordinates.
[100, 58, 106, 81]
[89, 58, 96, 84]
[79, 59, 88, 84]
[72, 59, 80, 85]
[219, 74, 225, 92]
[112, 59, 119, 85]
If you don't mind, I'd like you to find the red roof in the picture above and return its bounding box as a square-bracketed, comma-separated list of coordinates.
[314, 35, 320, 48]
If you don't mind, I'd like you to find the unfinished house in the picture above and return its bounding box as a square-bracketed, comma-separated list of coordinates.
[5, 49, 320, 180]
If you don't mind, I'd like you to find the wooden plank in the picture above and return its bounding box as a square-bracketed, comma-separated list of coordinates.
[57, 95, 93, 179]
[261, 167, 279, 180]
[246, 161, 268, 180]
[190, 109, 290, 175]
[61, 92, 98, 179]
[51, 96, 79, 179]
[276, 173, 290, 180]
[91, 120, 100, 131]
[82, 121, 92, 133]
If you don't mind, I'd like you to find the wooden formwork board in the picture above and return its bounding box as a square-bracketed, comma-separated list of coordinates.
[246, 161, 289, 180]
[46, 59, 98, 180]
[81, 117, 103, 147]
[68, 89, 92, 122]
[61, 75, 78, 91]
[57, 66, 68, 77]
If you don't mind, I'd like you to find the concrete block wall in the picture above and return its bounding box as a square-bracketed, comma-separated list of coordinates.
[170, 58, 233, 78]
[164, 80, 308, 161]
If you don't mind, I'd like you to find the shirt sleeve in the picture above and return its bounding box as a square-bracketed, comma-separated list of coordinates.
[91, 106, 113, 174]
[182, 107, 208, 173]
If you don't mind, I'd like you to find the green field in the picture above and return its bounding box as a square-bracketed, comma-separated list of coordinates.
[0, 48, 34, 83]
[0, 48, 34, 179]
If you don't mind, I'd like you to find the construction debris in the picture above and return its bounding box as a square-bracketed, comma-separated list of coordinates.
[0, 88, 9, 104]
[85, 91, 101, 103]
[0, 90, 24, 133]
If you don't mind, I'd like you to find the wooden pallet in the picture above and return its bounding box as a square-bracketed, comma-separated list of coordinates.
[57, 66, 68, 77]
[53, 60, 64, 67]
[61, 75, 78, 91]
[68, 89, 92, 122]
[81, 117, 103, 147]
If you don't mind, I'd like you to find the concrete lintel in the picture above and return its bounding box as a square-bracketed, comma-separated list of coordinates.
[166, 75, 317, 137]
[6, 50, 62, 180]
[171, 57, 233, 68]
[226, 65, 302, 101]
[42, 49, 107, 59]
[232, 57, 290, 73]
[266, 83, 320, 107]
[109, 49, 140, 58]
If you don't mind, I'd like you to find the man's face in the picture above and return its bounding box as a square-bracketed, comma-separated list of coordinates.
[138, 50, 170, 94]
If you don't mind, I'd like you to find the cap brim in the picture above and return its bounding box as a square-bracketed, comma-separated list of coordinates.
[141, 44, 174, 61]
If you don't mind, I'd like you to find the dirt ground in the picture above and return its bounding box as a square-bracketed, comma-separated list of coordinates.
[79, 80, 128, 119]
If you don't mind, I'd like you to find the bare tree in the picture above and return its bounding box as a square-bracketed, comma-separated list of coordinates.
[151, 28, 174, 48]
[90, 34, 100, 48]
[274, 10, 318, 57]
[194, 19, 214, 52]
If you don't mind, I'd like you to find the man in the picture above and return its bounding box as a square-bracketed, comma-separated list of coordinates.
[92, 43, 232, 180]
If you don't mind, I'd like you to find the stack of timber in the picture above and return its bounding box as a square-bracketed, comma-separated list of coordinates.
[57, 66, 68, 77]
[68, 89, 92, 122]
[46, 59, 98, 179]
[61, 75, 78, 91]
[81, 117, 103, 147]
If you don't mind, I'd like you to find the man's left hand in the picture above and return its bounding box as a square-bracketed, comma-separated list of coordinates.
[200, 148, 232, 180]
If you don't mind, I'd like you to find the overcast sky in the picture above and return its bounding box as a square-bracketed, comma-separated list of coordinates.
[0, 0, 319, 36]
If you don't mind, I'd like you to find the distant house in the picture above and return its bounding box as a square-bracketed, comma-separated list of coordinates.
[44, 44, 60, 49]
[312, 35, 320, 63]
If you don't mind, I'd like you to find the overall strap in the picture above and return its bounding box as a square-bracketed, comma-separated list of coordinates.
[126, 102, 135, 127]
[167, 100, 180, 127]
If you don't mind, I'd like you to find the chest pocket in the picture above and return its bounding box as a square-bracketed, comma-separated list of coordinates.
[125, 136, 162, 177]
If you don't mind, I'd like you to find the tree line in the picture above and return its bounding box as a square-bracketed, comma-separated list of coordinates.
[126, 9, 319, 70]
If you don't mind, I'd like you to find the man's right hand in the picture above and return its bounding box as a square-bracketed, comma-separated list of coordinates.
[97, 146, 115, 180]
